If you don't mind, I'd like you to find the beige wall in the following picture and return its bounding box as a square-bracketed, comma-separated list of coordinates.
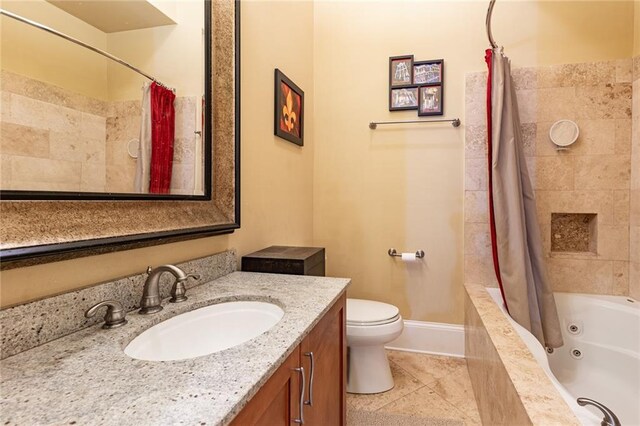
[0, 0, 109, 100]
[1, 0, 204, 102]
[0, 0, 315, 308]
[106, 1, 204, 101]
[312, 1, 633, 325]
[536, 1, 633, 65]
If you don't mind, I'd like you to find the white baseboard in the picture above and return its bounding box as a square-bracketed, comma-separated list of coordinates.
[385, 320, 465, 358]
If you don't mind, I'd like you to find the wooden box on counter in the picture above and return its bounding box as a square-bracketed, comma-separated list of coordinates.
[241, 246, 326, 276]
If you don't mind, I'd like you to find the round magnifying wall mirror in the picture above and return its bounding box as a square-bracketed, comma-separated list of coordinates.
[549, 119, 579, 148]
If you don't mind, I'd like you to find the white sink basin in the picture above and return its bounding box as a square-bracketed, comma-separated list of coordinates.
[124, 301, 284, 361]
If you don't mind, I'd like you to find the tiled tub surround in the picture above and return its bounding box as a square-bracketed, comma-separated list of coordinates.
[464, 282, 579, 426]
[0, 250, 236, 359]
[465, 59, 633, 295]
[1, 71, 108, 192]
[0, 271, 350, 425]
[106, 96, 200, 194]
[1, 71, 200, 194]
[631, 56, 640, 300]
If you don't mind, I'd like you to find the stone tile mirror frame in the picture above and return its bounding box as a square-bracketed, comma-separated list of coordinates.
[0, 0, 240, 268]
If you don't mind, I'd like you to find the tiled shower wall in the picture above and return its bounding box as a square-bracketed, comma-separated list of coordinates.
[105, 97, 199, 194]
[1, 71, 198, 194]
[1, 71, 108, 192]
[464, 59, 633, 296]
[631, 57, 640, 300]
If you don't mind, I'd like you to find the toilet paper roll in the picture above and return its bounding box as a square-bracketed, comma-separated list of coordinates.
[401, 252, 417, 261]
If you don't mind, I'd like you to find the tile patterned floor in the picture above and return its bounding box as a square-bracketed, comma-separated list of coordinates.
[347, 350, 481, 425]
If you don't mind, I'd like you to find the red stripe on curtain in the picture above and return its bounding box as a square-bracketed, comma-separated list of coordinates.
[484, 49, 509, 313]
[149, 82, 176, 194]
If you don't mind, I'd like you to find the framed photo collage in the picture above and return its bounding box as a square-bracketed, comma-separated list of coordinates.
[389, 55, 444, 116]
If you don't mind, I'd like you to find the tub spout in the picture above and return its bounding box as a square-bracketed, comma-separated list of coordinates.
[577, 397, 621, 426]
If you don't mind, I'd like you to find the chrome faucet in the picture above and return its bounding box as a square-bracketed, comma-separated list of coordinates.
[139, 265, 200, 314]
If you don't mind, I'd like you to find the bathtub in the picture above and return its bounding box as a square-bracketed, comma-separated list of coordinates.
[487, 288, 639, 425]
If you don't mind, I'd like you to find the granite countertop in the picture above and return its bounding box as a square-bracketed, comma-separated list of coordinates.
[0, 272, 350, 425]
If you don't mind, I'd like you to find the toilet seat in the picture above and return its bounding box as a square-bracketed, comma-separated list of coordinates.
[347, 298, 400, 326]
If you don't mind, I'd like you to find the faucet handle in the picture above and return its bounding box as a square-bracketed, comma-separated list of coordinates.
[170, 274, 200, 303]
[577, 398, 620, 426]
[85, 300, 128, 329]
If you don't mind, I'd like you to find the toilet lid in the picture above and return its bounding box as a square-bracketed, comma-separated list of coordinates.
[346, 298, 400, 326]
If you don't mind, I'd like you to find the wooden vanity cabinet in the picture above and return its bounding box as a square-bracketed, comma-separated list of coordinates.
[231, 294, 346, 425]
[230, 347, 302, 425]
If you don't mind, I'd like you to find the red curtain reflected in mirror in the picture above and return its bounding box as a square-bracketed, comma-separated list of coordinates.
[149, 82, 176, 194]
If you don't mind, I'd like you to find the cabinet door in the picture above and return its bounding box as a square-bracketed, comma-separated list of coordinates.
[230, 346, 302, 426]
[300, 294, 346, 425]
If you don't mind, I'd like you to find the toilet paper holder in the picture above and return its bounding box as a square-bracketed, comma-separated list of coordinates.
[388, 248, 425, 259]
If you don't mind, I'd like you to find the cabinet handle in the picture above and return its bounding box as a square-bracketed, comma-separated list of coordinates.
[304, 352, 314, 406]
[292, 367, 305, 424]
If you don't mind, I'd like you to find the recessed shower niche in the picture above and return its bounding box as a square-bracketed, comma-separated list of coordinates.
[550, 213, 597, 254]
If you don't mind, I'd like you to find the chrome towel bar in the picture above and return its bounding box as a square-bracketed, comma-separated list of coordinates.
[369, 118, 461, 129]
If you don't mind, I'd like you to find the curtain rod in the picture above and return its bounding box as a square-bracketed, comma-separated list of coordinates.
[486, 0, 498, 48]
[369, 118, 461, 129]
[0, 8, 170, 89]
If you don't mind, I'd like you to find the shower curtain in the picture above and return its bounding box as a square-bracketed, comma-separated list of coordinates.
[149, 82, 176, 194]
[134, 83, 152, 193]
[135, 82, 176, 194]
[485, 48, 563, 349]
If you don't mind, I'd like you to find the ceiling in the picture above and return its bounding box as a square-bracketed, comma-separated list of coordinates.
[46, 0, 176, 33]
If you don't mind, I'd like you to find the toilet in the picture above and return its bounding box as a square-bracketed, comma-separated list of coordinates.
[346, 298, 404, 394]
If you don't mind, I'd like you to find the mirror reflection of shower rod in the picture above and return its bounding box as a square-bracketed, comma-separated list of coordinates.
[369, 118, 461, 129]
[0, 8, 170, 89]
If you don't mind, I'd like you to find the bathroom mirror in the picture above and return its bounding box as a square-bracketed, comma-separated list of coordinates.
[0, 0, 240, 266]
[0, 0, 209, 199]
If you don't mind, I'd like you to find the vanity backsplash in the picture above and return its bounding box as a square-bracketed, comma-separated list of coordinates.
[0, 250, 237, 359]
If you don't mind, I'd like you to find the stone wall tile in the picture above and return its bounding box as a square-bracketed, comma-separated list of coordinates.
[1, 122, 49, 158]
[534, 156, 574, 190]
[597, 224, 630, 261]
[612, 260, 629, 295]
[574, 155, 630, 190]
[546, 257, 613, 293]
[465, 125, 487, 159]
[465, 190, 489, 224]
[536, 87, 576, 122]
[615, 59, 633, 84]
[613, 190, 630, 225]
[465, 158, 487, 191]
[575, 84, 632, 120]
